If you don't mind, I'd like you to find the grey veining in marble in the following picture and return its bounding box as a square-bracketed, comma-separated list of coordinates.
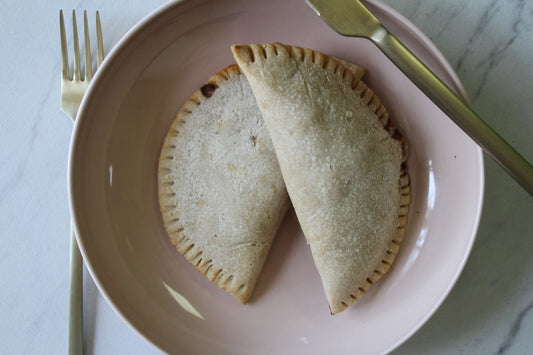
[382, 1, 533, 354]
[1, 0, 532, 354]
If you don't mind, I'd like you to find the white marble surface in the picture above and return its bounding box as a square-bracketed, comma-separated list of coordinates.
[1, 0, 532, 353]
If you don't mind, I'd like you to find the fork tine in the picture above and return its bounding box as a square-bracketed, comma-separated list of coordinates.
[60, 10, 69, 80]
[72, 10, 81, 81]
[83, 11, 92, 81]
[96, 11, 104, 67]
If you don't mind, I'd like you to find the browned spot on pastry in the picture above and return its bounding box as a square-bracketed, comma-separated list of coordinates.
[200, 83, 217, 98]
[183, 243, 195, 255]
[258, 45, 267, 58]
[216, 269, 225, 283]
[391, 130, 402, 141]
[166, 217, 179, 225]
[250, 135, 257, 147]
[212, 269, 223, 281]
[321, 54, 330, 69]
[224, 275, 234, 287]
[376, 106, 387, 120]
[172, 228, 184, 235]
[351, 78, 362, 91]
[248, 47, 255, 62]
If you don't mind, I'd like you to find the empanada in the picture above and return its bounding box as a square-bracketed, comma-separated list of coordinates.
[158, 65, 290, 303]
[232, 43, 410, 313]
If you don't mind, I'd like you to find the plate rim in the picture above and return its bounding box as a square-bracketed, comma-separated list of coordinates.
[68, 0, 485, 353]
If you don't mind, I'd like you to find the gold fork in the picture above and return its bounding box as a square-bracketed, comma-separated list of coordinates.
[60, 10, 104, 354]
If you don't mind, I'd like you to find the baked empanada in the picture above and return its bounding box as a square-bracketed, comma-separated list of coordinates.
[158, 65, 290, 303]
[232, 43, 410, 313]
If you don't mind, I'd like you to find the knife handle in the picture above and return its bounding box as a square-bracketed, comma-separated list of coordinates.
[370, 28, 533, 196]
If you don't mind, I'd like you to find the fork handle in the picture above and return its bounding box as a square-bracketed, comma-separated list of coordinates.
[370, 27, 533, 196]
[69, 223, 83, 355]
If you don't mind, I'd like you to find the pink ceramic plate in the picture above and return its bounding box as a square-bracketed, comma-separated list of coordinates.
[69, 0, 484, 353]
